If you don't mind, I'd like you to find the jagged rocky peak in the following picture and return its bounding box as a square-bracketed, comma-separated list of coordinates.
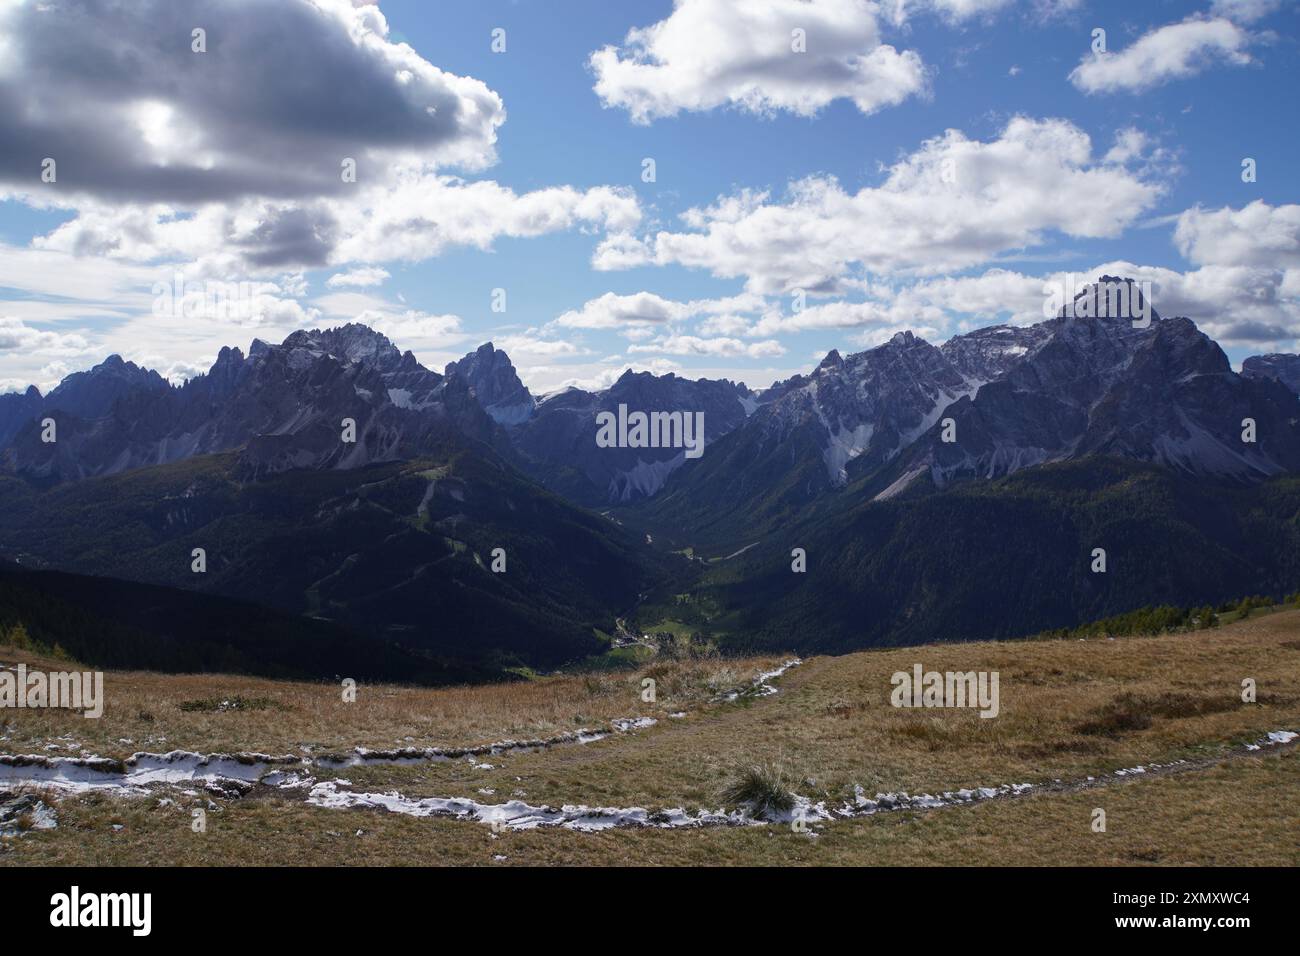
[54, 353, 166, 388]
[1242, 353, 1300, 397]
[613, 366, 673, 387]
[279, 323, 403, 371]
[817, 349, 844, 370]
[0, 319, 495, 484]
[602, 367, 756, 431]
[653, 272, 1299, 522]
[445, 342, 536, 425]
[209, 344, 246, 374]
[199, 345, 250, 399]
[940, 324, 1052, 385]
[832, 329, 933, 369]
[43, 353, 171, 418]
[505, 362, 761, 504]
[0, 384, 45, 448]
[898, 297, 1300, 493]
[1062, 274, 1158, 322]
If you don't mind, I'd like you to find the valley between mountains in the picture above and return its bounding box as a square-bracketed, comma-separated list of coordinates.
[0, 276, 1298, 865]
[1, 277, 1299, 679]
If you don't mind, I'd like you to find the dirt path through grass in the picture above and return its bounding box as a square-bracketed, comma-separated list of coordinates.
[4, 610, 1299, 847]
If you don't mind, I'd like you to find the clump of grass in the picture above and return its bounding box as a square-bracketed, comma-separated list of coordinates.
[1144, 692, 1239, 720]
[653, 632, 718, 662]
[1074, 692, 1238, 737]
[1074, 695, 1154, 737]
[705, 667, 738, 696]
[888, 715, 974, 751]
[178, 695, 275, 713]
[580, 674, 616, 697]
[823, 700, 856, 719]
[720, 763, 796, 818]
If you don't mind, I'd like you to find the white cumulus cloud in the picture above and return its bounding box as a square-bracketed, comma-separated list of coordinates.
[589, 0, 928, 123]
[623, 117, 1165, 293]
[1069, 17, 1256, 94]
[1174, 201, 1300, 270]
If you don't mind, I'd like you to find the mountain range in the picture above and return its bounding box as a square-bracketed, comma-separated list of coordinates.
[629, 279, 1300, 549]
[1, 277, 1298, 677]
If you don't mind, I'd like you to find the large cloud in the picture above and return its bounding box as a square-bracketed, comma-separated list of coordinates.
[1069, 17, 1256, 95]
[589, 0, 928, 123]
[553, 291, 692, 330]
[609, 117, 1166, 294]
[723, 207, 1300, 351]
[0, 0, 503, 204]
[0, 316, 91, 355]
[31, 177, 641, 273]
[541, 290, 785, 364]
[1, 0, 640, 275]
[1174, 201, 1300, 270]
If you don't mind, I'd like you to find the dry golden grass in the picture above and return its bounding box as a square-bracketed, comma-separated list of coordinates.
[2, 609, 1298, 865]
[312, 608, 1300, 811]
[0, 649, 785, 757]
[4, 749, 1294, 867]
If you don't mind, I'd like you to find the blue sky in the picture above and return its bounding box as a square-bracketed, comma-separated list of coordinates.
[1, 0, 1297, 394]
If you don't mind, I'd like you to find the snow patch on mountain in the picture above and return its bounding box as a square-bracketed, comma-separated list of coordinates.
[608, 453, 687, 501]
[483, 400, 536, 426]
[823, 422, 875, 485]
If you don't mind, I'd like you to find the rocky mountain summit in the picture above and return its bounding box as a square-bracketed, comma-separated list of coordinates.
[508, 368, 757, 504]
[635, 278, 1300, 543]
[884, 282, 1300, 495]
[2, 278, 1298, 665]
[444, 342, 536, 426]
[2, 279, 1296, 510]
[1, 324, 496, 482]
[1242, 352, 1300, 396]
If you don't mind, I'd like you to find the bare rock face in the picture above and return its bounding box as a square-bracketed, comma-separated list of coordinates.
[0, 385, 42, 449]
[639, 279, 1300, 540]
[508, 368, 758, 504]
[444, 342, 536, 425]
[3, 278, 1298, 504]
[1, 324, 498, 482]
[878, 282, 1300, 493]
[637, 323, 1052, 531]
[1242, 353, 1300, 397]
